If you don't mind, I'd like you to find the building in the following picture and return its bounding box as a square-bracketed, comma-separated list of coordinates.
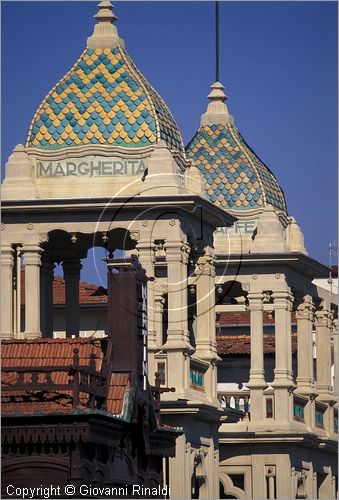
[2, 259, 180, 497]
[1, 2, 337, 499]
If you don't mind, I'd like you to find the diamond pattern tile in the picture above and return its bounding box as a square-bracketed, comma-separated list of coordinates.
[186, 124, 287, 212]
[27, 47, 184, 154]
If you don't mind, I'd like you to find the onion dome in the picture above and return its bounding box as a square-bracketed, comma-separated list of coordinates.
[186, 82, 287, 213]
[26, 1, 184, 155]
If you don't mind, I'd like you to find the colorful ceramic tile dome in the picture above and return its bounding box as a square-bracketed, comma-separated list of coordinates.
[26, 3, 184, 155]
[186, 82, 287, 213]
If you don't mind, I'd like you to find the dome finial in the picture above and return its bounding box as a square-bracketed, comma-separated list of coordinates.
[94, 1, 117, 24]
[200, 81, 234, 127]
[87, 1, 124, 49]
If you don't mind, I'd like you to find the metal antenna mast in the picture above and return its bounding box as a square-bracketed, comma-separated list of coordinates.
[215, 0, 220, 82]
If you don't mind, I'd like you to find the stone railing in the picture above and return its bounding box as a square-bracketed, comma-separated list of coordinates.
[218, 391, 250, 415]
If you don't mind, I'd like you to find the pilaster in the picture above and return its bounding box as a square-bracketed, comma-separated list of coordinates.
[193, 247, 218, 362]
[162, 241, 191, 351]
[315, 304, 333, 402]
[1, 245, 15, 338]
[246, 291, 268, 421]
[23, 245, 43, 338]
[295, 295, 316, 397]
[271, 290, 295, 423]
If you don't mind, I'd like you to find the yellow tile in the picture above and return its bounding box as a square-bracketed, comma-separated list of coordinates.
[103, 116, 112, 126]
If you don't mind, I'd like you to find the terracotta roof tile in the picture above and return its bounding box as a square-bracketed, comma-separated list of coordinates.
[217, 311, 296, 326]
[20, 269, 108, 305]
[1, 338, 129, 418]
[217, 333, 297, 355]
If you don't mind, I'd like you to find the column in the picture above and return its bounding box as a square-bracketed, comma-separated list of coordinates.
[194, 247, 218, 362]
[162, 240, 191, 395]
[163, 240, 191, 350]
[62, 258, 82, 338]
[1, 245, 14, 338]
[271, 290, 294, 422]
[246, 292, 268, 421]
[40, 255, 55, 337]
[315, 303, 333, 402]
[332, 319, 338, 395]
[295, 295, 316, 396]
[23, 245, 43, 338]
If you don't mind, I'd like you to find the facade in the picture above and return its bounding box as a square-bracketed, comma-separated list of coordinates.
[1, 2, 337, 499]
[2, 260, 180, 497]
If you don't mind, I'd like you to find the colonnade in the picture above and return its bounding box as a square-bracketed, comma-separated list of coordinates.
[1, 243, 82, 339]
[245, 288, 337, 426]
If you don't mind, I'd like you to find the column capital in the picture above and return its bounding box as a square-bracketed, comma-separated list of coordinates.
[164, 240, 188, 263]
[247, 292, 264, 310]
[314, 308, 333, 328]
[272, 290, 294, 310]
[1, 245, 15, 265]
[194, 253, 215, 277]
[296, 295, 315, 320]
[22, 246, 43, 266]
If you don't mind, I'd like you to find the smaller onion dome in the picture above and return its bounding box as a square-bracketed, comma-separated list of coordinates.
[26, 1, 184, 155]
[186, 82, 287, 213]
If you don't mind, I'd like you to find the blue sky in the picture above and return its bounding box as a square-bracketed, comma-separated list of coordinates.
[1, 1, 338, 284]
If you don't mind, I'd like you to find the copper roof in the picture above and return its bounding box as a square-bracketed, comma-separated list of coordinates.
[1, 338, 129, 418]
[217, 333, 297, 356]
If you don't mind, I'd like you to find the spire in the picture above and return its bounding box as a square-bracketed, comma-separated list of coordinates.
[200, 82, 234, 126]
[87, 1, 124, 49]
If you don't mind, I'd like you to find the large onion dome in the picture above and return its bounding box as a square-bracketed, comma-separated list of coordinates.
[26, 1, 184, 155]
[186, 82, 287, 213]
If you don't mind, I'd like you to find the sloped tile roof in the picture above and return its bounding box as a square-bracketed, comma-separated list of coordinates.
[186, 124, 286, 212]
[1, 338, 129, 418]
[26, 47, 184, 155]
[217, 333, 297, 356]
[20, 270, 108, 305]
[217, 311, 296, 326]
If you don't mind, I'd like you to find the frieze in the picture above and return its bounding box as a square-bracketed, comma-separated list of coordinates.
[37, 156, 148, 178]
